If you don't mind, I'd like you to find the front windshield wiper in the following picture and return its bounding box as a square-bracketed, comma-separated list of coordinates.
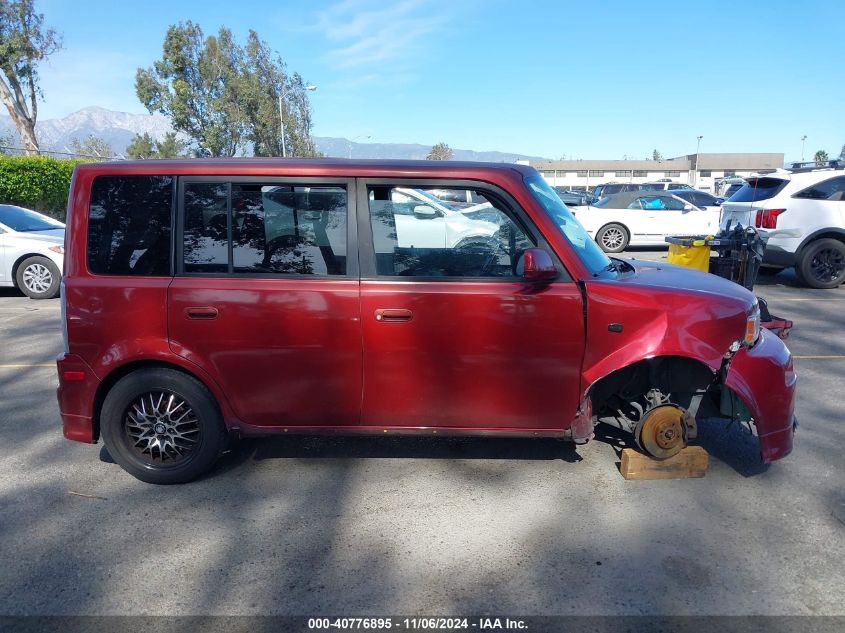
[599, 258, 633, 275]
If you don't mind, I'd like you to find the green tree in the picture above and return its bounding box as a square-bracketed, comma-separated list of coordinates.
[652, 149, 662, 161]
[427, 142, 453, 160]
[154, 132, 186, 158]
[70, 135, 114, 158]
[814, 149, 829, 166]
[136, 22, 318, 157]
[839, 144, 845, 161]
[0, 0, 61, 154]
[125, 132, 156, 159]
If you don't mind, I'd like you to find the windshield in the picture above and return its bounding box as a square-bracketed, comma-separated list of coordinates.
[0, 205, 64, 232]
[524, 173, 611, 275]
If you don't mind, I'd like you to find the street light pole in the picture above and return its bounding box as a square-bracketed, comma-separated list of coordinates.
[694, 135, 703, 187]
[279, 84, 317, 158]
[801, 135, 807, 162]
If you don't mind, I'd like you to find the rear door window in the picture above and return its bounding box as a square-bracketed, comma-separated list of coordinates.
[730, 177, 788, 202]
[87, 175, 174, 276]
[181, 181, 348, 276]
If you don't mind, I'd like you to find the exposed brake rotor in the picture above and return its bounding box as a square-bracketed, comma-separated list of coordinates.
[635, 404, 691, 460]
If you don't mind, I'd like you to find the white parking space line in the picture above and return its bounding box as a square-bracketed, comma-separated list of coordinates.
[0, 364, 55, 368]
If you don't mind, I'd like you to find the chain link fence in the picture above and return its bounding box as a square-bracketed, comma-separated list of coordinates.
[0, 145, 118, 160]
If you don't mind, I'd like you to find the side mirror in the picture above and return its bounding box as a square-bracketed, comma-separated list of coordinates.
[683, 203, 695, 212]
[517, 247, 557, 282]
[413, 205, 437, 219]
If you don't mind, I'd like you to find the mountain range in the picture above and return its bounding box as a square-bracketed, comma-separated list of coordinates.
[0, 106, 544, 162]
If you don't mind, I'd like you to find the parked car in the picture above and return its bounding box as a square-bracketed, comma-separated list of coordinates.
[669, 188, 724, 212]
[590, 182, 642, 203]
[574, 191, 721, 252]
[719, 164, 845, 288]
[0, 204, 65, 299]
[553, 187, 589, 206]
[640, 181, 694, 192]
[426, 187, 489, 209]
[57, 160, 796, 483]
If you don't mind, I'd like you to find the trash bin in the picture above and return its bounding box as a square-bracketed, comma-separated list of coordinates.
[667, 238, 712, 272]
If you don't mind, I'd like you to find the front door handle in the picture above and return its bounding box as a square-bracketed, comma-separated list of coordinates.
[185, 306, 219, 320]
[374, 308, 413, 323]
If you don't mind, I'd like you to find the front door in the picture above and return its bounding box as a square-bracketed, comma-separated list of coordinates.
[167, 177, 361, 429]
[359, 180, 585, 431]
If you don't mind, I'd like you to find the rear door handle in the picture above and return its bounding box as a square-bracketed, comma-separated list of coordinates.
[374, 308, 413, 323]
[185, 306, 219, 320]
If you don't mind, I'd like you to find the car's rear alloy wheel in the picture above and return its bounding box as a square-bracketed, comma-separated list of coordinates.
[16, 256, 61, 299]
[797, 238, 845, 289]
[596, 224, 628, 253]
[124, 392, 201, 464]
[101, 368, 226, 484]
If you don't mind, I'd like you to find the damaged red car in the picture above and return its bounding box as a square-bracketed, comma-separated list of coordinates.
[57, 160, 797, 483]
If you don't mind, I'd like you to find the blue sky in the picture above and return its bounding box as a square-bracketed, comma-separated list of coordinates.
[36, 0, 845, 160]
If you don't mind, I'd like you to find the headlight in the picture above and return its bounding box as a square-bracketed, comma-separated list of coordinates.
[48, 245, 64, 255]
[744, 303, 761, 346]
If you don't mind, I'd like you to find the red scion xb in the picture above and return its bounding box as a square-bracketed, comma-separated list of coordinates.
[56, 160, 797, 483]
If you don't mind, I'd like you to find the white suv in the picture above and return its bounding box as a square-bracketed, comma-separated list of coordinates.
[719, 165, 845, 288]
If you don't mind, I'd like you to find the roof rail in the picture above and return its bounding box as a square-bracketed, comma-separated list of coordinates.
[788, 159, 844, 173]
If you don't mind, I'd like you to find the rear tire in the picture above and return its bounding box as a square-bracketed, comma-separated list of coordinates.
[101, 368, 226, 484]
[596, 223, 629, 253]
[796, 238, 845, 289]
[16, 256, 60, 300]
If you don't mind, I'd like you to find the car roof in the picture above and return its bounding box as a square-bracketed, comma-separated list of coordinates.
[73, 158, 535, 180]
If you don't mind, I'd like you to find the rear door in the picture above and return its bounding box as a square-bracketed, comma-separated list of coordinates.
[358, 179, 585, 431]
[168, 177, 362, 429]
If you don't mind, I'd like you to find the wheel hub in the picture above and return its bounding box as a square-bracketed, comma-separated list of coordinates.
[23, 263, 52, 293]
[636, 404, 688, 460]
[124, 391, 200, 463]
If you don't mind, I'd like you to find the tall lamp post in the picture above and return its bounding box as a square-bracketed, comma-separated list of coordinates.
[801, 135, 807, 162]
[279, 84, 317, 158]
[693, 135, 703, 187]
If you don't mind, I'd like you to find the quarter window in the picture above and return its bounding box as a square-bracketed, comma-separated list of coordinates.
[368, 186, 534, 278]
[87, 175, 173, 276]
[794, 177, 845, 200]
[182, 181, 348, 275]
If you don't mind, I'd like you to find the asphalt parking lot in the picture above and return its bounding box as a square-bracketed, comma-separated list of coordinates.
[0, 252, 843, 617]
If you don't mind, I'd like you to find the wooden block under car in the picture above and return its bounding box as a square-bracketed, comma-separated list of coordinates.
[619, 446, 709, 480]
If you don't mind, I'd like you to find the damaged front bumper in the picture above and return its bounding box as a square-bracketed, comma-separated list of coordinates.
[724, 328, 798, 462]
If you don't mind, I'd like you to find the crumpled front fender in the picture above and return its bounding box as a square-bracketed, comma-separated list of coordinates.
[725, 328, 797, 462]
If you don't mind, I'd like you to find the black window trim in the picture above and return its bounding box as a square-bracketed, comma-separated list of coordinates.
[356, 177, 572, 283]
[175, 175, 358, 280]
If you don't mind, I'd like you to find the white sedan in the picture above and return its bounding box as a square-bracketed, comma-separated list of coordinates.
[0, 205, 65, 299]
[572, 191, 721, 252]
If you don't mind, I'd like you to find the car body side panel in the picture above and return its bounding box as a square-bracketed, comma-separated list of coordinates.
[581, 265, 753, 387]
[726, 328, 797, 462]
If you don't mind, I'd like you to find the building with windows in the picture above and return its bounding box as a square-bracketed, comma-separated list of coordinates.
[527, 153, 784, 192]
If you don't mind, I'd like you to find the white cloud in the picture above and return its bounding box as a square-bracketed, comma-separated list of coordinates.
[313, 0, 452, 69]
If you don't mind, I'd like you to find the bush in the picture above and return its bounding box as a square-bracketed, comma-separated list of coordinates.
[0, 155, 91, 222]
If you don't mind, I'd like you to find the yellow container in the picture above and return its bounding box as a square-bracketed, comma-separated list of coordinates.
[667, 242, 711, 272]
